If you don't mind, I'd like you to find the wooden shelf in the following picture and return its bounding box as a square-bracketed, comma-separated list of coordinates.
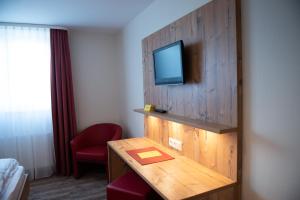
[134, 109, 237, 133]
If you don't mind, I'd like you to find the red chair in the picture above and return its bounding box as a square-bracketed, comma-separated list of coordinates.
[70, 123, 122, 178]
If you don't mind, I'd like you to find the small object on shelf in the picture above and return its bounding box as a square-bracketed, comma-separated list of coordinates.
[154, 108, 167, 113]
[144, 104, 155, 112]
[133, 109, 238, 133]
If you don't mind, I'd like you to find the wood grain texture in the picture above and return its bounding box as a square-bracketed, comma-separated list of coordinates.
[108, 138, 235, 200]
[29, 173, 107, 200]
[108, 147, 130, 183]
[235, 0, 243, 198]
[142, 0, 239, 127]
[135, 109, 237, 133]
[145, 116, 237, 181]
[20, 174, 29, 200]
[141, 0, 242, 199]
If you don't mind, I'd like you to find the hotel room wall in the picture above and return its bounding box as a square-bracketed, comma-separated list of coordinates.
[119, 0, 300, 199]
[242, 0, 300, 199]
[69, 30, 121, 131]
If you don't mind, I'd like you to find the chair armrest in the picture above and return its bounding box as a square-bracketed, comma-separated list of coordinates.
[70, 133, 87, 152]
[110, 128, 122, 141]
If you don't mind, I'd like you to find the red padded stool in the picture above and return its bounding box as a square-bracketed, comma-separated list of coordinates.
[107, 171, 159, 200]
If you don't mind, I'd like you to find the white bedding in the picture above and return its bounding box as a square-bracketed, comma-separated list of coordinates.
[0, 159, 26, 200]
[1, 166, 25, 200]
[0, 159, 19, 193]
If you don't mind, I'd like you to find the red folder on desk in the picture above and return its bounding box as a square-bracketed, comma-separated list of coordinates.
[126, 147, 174, 165]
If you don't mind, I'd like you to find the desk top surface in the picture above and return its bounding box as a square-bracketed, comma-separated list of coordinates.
[108, 137, 235, 200]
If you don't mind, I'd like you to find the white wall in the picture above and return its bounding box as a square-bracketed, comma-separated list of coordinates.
[117, 0, 210, 137]
[242, 0, 300, 199]
[69, 30, 121, 131]
[118, 0, 300, 199]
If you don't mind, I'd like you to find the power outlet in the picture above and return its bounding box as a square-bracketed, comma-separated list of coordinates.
[168, 137, 182, 151]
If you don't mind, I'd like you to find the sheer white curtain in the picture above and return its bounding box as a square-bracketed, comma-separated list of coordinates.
[0, 25, 55, 180]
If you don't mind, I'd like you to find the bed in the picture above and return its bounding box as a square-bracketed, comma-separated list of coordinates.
[0, 159, 29, 200]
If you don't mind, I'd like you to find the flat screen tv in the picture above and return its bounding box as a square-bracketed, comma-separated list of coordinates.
[153, 40, 184, 85]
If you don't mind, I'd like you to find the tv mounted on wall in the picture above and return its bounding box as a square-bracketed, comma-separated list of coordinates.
[153, 40, 184, 85]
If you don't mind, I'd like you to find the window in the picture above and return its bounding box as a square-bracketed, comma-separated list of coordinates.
[0, 25, 54, 179]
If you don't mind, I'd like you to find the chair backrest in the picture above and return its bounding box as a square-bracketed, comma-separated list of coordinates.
[80, 123, 122, 146]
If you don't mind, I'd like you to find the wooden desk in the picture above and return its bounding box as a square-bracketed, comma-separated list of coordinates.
[108, 137, 236, 200]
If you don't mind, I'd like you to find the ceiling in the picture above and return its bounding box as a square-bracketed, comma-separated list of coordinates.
[0, 0, 154, 32]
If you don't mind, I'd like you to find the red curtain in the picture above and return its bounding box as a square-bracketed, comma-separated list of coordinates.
[50, 29, 77, 176]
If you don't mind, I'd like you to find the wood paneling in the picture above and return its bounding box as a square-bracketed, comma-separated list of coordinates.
[142, 0, 239, 127]
[135, 109, 237, 133]
[141, 0, 242, 199]
[108, 138, 235, 200]
[145, 116, 237, 181]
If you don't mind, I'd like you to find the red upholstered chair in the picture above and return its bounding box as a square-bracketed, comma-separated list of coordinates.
[70, 123, 122, 178]
[107, 171, 162, 200]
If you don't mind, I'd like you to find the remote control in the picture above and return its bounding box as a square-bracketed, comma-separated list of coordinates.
[154, 109, 167, 113]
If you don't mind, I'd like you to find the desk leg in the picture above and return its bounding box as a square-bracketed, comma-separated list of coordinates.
[108, 146, 130, 183]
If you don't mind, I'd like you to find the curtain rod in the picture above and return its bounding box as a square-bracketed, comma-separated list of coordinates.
[0, 22, 68, 30]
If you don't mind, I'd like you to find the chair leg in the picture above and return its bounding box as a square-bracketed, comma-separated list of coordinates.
[73, 161, 80, 178]
[104, 162, 109, 182]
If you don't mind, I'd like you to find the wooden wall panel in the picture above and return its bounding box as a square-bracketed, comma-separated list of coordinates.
[142, 0, 239, 127]
[145, 116, 237, 181]
[142, 0, 241, 199]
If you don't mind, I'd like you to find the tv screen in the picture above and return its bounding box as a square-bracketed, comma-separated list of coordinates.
[153, 40, 184, 85]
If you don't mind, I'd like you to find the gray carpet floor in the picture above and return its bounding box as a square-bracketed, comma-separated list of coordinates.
[29, 172, 107, 200]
